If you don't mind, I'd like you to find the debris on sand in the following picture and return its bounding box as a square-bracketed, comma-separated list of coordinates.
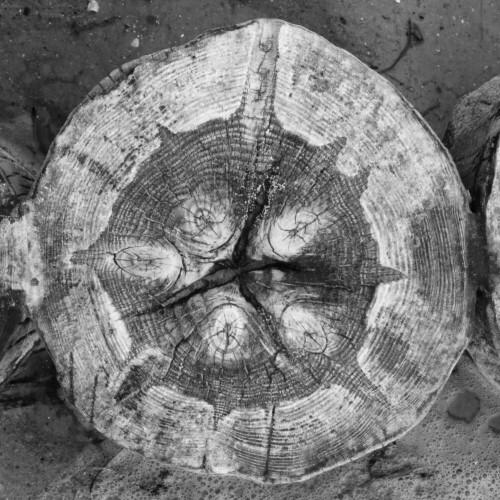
[447, 390, 480, 423]
[87, 0, 99, 13]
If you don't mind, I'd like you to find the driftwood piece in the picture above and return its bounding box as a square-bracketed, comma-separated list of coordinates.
[0, 19, 474, 483]
[444, 76, 500, 391]
[0, 113, 44, 208]
[0, 316, 42, 384]
[0, 113, 46, 384]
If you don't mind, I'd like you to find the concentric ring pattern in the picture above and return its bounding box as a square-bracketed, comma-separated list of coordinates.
[32, 19, 472, 483]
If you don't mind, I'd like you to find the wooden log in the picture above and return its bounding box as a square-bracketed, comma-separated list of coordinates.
[0, 113, 46, 384]
[444, 76, 500, 391]
[0, 315, 42, 385]
[0, 112, 45, 206]
[0, 19, 474, 483]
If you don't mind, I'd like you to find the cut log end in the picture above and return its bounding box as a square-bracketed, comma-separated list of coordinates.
[4, 19, 473, 483]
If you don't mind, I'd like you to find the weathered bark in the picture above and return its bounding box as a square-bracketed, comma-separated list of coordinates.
[0, 307, 42, 385]
[0, 19, 473, 483]
[444, 77, 500, 391]
[0, 113, 44, 208]
[0, 113, 46, 384]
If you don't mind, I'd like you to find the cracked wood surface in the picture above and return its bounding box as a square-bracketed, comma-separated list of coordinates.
[0, 19, 473, 483]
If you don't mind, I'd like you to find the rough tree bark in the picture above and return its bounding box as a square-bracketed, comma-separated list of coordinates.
[444, 76, 500, 391]
[0, 113, 45, 385]
[0, 19, 476, 483]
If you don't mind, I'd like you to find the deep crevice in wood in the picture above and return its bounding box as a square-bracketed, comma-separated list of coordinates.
[238, 275, 292, 369]
[232, 156, 282, 265]
[263, 404, 276, 479]
[471, 132, 500, 214]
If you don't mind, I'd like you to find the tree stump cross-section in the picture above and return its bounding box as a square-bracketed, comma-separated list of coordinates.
[0, 19, 473, 483]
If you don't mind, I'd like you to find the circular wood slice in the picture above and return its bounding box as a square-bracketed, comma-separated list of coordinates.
[8, 19, 473, 482]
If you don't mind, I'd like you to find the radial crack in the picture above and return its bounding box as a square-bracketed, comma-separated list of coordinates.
[132, 258, 301, 318]
[232, 156, 282, 265]
[263, 405, 276, 479]
[238, 276, 291, 364]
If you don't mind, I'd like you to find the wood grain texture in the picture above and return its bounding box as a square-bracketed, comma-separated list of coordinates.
[444, 78, 500, 392]
[443, 76, 500, 193]
[0, 19, 472, 482]
[0, 113, 44, 212]
[0, 318, 41, 385]
[0, 113, 45, 385]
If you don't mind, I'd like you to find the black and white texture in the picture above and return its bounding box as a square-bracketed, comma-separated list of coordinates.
[0, 19, 472, 483]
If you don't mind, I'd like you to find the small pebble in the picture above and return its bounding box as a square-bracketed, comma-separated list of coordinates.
[87, 0, 99, 13]
[488, 414, 500, 434]
[131, 38, 140, 48]
[447, 390, 480, 423]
